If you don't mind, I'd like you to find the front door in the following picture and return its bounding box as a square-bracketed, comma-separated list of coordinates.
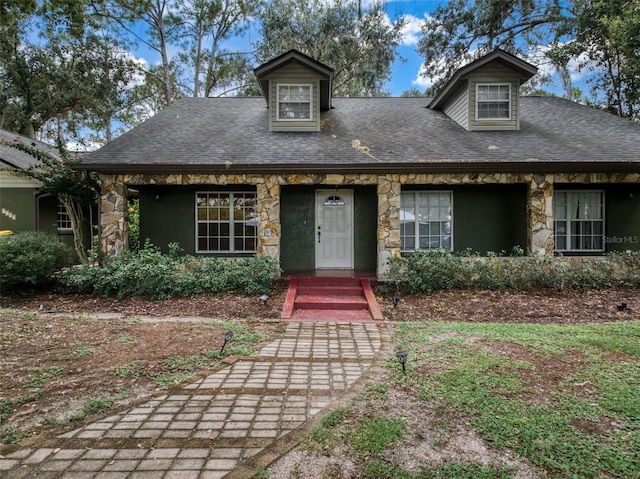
[315, 189, 354, 269]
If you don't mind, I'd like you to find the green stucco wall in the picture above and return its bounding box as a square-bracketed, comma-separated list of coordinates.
[0, 188, 36, 232]
[453, 185, 527, 253]
[353, 187, 377, 271]
[139, 187, 198, 254]
[605, 185, 640, 252]
[280, 186, 315, 271]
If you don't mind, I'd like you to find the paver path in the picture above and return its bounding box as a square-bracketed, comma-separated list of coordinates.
[1, 321, 388, 478]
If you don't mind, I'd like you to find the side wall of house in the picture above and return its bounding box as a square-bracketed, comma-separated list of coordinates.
[0, 187, 36, 232]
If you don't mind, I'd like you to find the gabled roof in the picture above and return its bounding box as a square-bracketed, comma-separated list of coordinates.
[428, 49, 538, 110]
[77, 96, 640, 174]
[254, 49, 334, 111]
[0, 129, 59, 170]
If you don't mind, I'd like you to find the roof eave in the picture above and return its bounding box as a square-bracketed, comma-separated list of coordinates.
[74, 160, 640, 176]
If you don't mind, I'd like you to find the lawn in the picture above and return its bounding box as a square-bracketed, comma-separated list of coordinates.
[270, 320, 640, 479]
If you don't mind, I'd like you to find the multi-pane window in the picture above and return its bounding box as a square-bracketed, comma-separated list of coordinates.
[277, 84, 311, 120]
[400, 191, 453, 251]
[554, 191, 604, 252]
[57, 200, 72, 231]
[477, 84, 511, 119]
[196, 192, 257, 253]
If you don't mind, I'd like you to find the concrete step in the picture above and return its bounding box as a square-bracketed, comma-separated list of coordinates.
[296, 285, 364, 296]
[291, 308, 372, 321]
[294, 294, 368, 310]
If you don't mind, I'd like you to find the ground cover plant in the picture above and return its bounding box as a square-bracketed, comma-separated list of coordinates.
[271, 320, 640, 478]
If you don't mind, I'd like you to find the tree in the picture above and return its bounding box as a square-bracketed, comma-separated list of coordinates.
[559, 0, 640, 119]
[2, 138, 97, 262]
[416, 0, 640, 119]
[255, 0, 406, 96]
[416, 0, 570, 94]
[91, 0, 179, 106]
[169, 0, 259, 97]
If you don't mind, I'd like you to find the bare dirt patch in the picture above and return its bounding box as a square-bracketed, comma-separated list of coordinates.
[0, 284, 637, 466]
[377, 287, 638, 324]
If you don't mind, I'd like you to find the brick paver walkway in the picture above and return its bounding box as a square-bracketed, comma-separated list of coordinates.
[0, 321, 387, 478]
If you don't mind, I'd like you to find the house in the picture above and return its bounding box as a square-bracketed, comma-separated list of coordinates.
[76, 49, 640, 278]
[0, 129, 94, 255]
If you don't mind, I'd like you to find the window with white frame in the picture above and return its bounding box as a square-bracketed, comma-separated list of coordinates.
[196, 192, 258, 253]
[57, 200, 72, 231]
[476, 84, 511, 119]
[400, 191, 453, 251]
[277, 84, 312, 120]
[554, 191, 604, 252]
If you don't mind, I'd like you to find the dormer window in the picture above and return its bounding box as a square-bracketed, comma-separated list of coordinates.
[278, 84, 312, 120]
[476, 84, 511, 120]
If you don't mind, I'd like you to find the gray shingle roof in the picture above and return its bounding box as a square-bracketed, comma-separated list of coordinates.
[0, 129, 59, 170]
[78, 96, 640, 173]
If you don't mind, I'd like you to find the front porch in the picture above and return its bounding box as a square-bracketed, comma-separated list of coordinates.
[97, 171, 640, 277]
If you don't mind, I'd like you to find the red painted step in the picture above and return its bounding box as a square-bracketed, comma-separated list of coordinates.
[294, 294, 368, 310]
[281, 276, 384, 321]
[292, 309, 373, 321]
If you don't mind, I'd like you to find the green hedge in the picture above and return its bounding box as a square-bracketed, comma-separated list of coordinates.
[58, 241, 281, 299]
[387, 249, 640, 294]
[0, 232, 75, 291]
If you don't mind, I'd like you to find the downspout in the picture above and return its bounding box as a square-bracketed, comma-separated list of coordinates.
[84, 171, 103, 266]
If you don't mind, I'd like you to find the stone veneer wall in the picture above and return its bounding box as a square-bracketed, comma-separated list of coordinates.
[99, 171, 640, 276]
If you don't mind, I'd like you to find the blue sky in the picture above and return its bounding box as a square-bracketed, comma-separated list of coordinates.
[130, 0, 582, 98]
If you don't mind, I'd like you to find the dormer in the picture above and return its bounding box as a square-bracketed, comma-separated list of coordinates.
[254, 50, 334, 132]
[428, 49, 537, 131]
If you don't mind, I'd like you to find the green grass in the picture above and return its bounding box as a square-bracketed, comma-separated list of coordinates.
[114, 360, 147, 379]
[22, 366, 66, 388]
[390, 321, 640, 479]
[297, 321, 640, 479]
[0, 399, 13, 422]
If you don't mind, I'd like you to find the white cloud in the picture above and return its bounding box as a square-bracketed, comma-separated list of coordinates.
[399, 14, 424, 46]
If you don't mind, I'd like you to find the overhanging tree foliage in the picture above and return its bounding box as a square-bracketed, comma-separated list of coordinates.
[2, 139, 96, 263]
[255, 0, 406, 96]
[416, 0, 640, 119]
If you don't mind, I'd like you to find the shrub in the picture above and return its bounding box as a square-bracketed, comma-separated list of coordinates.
[387, 249, 639, 294]
[0, 232, 75, 291]
[57, 241, 280, 299]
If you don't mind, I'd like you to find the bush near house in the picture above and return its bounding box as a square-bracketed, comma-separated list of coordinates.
[0, 232, 75, 291]
[387, 249, 640, 294]
[57, 241, 281, 299]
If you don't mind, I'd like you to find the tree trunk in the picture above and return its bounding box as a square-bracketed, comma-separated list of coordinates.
[61, 197, 89, 263]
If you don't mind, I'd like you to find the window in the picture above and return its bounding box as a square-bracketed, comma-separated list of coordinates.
[476, 84, 511, 119]
[196, 192, 257, 253]
[57, 200, 72, 231]
[554, 191, 604, 252]
[277, 84, 311, 120]
[400, 191, 453, 251]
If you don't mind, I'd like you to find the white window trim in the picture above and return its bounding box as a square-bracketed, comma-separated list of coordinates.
[276, 84, 313, 122]
[195, 191, 258, 254]
[475, 83, 512, 121]
[553, 190, 606, 253]
[57, 200, 73, 232]
[400, 190, 454, 252]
